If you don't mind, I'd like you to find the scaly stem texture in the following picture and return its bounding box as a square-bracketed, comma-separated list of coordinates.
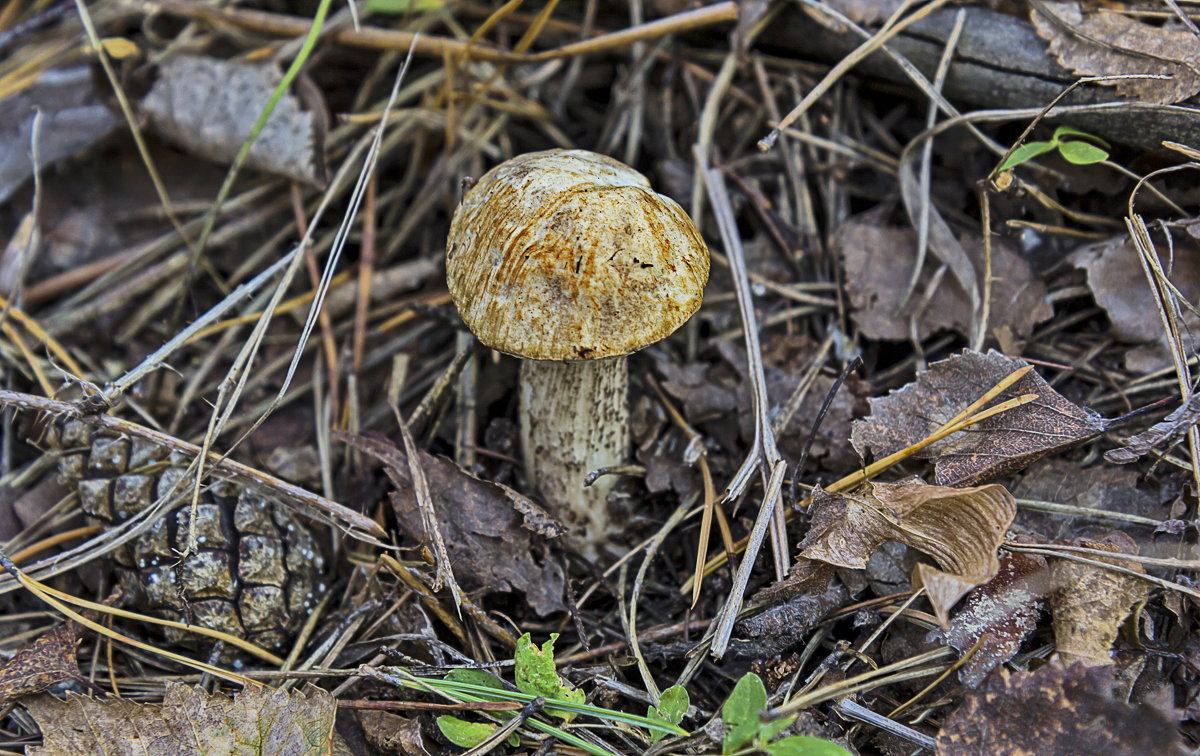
[520, 358, 628, 559]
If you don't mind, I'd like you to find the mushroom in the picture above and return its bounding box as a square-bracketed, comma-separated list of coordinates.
[446, 149, 709, 558]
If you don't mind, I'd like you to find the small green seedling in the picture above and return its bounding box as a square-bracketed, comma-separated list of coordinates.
[436, 670, 520, 749]
[514, 633, 586, 721]
[435, 634, 685, 755]
[998, 125, 1110, 172]
[722, 673, 852, 756]
[647, 685, 690, 743]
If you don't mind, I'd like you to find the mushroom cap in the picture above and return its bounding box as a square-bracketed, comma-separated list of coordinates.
[446, 149, 710, 361]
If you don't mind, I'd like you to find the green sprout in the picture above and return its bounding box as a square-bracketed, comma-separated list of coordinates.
[998, 125, 1110, 172]
[722, 673, 852, 756]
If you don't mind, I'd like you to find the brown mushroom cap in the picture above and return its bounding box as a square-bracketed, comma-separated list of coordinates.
[446, 149, 710, 361]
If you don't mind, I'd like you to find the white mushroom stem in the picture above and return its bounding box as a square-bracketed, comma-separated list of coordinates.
[519, 357, 628, 559]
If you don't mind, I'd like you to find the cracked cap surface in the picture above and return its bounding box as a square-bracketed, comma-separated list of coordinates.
[447, 149, 710, 361]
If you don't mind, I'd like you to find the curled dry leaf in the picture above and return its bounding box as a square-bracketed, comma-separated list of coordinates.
[799, 479, 1016, 625]
[936, 663, 1186, 756]
[1031, 1, 1200, 105]
[142, 55, 327, 186]
[1049, 532, 1148, 667]
[851, 350, 1109, 487]
[934, 549, 1050, 688]
[1106, 393, 1200, 465]
[338, 431, 567, 616]
[25, 683, 336, 756]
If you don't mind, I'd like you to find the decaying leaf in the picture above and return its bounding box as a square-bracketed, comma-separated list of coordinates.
[935, 549, 1050, 688]
[339, 432, 566, 616]
[0, 66, 122, 205]
[799, 479, 1016, 625]
[0, 623, 82, 706]
[1013, 458, 1166, 539]
[851, 350, 1109, 486]
[1032, 1, 1200, 105]
[142, 55, 327, 185]
[1049, 532, 1148, 667]
[838, 211, 1051, 344]
[936, 663, 1186, 756]
[358, 710, 431, 756]
[1070, 234, 1200, 373]
[1107, 393, 1200, 465]
[25, 683, 336, 756]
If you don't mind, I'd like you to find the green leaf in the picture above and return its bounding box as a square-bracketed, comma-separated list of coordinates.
[1051, 125, 1109, 147]
[763, 735, 855, 756]
[757, 714, 795, 742]
[1057, 140, 1109, 165]
[998, 141, 1056, 172]
[647, 685, 690, 743]
[513, 633, 585, 721]
[657, 685, 689, 723]
[445, 668, 506, 690]
[364, 0, 442, 13]
[436, 716, 497, 748]
[722, 672, 767, 754]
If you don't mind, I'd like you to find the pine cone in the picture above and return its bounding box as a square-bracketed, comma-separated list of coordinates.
[51, 420, 325, 649]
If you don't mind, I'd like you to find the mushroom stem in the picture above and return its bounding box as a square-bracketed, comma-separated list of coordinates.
[519, 357, 628, 558]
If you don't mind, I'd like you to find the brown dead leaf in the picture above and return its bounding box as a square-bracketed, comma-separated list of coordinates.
[0, 66, 121, 205]
[851, 350, 1109, 487]
[799, 479, 1016, 625]
[1070, 234, 1200, 373]
[1049, 532, 1148, 668]
[1014, 458, 1166, 540]
[338, 431, 566, 616]
[25, 683, 335, 756]
[936, 663, 1186, 756]
[838, 212, 1052, 343]
[358, 710, 431, 756]
[1032, 1, 1200, 105]
[142, 55, 327, 185]
[0, 624, 82, 706]
[935, 548, 1050, 688]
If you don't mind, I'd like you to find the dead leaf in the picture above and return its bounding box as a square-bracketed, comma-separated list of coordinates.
[936, 663, 1186, 756]
[338, 431, 566, 616]
[1070, 234, 1200, 373]
[851, 350, 1109, 487]
[142, 55, 327, 186]
[824, 0, 906, 25]
[1107, 393, 1200, 465]
[838, 211, 1053, 343]
[0, 66, 121, 205]
[25, 683, 335, 756]
[1013, 457, 1166, 539]
[0, 624, 82, 706]
[934, 548, 1050, 688]
[1032, 1, 1200, 105]
[1049, 532, 1148, 668]
[798, 479, 1016, 625]
[358, 710, 431, 756]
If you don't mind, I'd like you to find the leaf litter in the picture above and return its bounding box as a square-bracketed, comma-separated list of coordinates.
[3, 0, 1200, 754]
